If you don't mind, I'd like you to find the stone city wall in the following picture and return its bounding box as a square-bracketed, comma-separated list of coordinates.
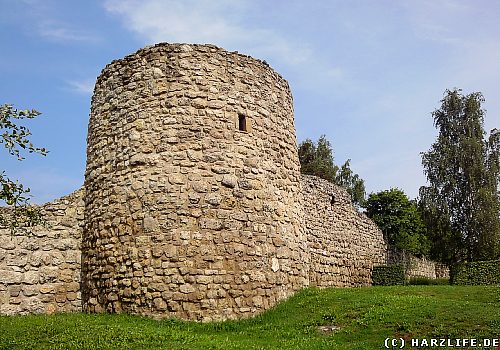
[0, 176, 449, 318]
[301, 175, 387, 287]
[82, 43, 309, 321]
[0, 43, 448, 320]
[387, 247, 449, 279]
[300, 175, 449, 284]
[435, 263, 450, 279]
[0, 189, 83, 315]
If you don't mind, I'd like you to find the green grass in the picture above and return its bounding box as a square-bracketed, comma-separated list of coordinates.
[1, 286, 499, 349]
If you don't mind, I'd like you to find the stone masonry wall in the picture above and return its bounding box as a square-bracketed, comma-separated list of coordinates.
[0, 189, 83, 315]
[301, 175, 387, 287]
[83, 43, 308, 321]
[0, 43, 448, 320]
[387, 247, 450, 279]
[0, 175, 449, 318]
[301, 175, 449, 284]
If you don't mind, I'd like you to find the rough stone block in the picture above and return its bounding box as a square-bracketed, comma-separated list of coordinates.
[221, 175, 238, 188]
[0, 270, 22, 284]
[22, 285, 39, 297]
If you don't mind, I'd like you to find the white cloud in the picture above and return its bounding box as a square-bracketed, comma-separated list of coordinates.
[38, 21, 99, 43]
[66, 79, 95, 95]
[103, 0, 312, 66]
[403, 0, 485, 46]
[402, 0, 500, 130]
[326, 68, 344, 80]
[15, 1, 100, 43]
[103, 0, 246, 44]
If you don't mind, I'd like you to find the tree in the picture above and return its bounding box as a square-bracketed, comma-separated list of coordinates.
[298, 135, 366, 206]
[364, 188, 430, 256]
[335, 159, 366, 207]
[1, 104, 47, 231]
[419, 89, 499, 269]
[298, 136, 337, 183]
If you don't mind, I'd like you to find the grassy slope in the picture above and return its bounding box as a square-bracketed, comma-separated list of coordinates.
[1, 286, 499, 350]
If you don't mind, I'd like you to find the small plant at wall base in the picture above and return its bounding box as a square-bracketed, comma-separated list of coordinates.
[0, 104, 47, 232]
[298, 134, 366, 207]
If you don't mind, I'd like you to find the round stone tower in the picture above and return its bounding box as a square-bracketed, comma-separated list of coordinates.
[82, 43, 309, 321]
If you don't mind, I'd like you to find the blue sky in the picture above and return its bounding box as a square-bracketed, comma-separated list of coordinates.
[1, 0, 499, 203]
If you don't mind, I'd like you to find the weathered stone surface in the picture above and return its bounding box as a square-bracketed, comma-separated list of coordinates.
[81, 43, 308, 322]
[387, 246, 450, 279]
[221, 175, 238, 188]
[0, 270, 22, 285]
[302, 175, 386, 287]
[0, 43, 448, 321]
[0, 189, 83, 315]
[23, 271, 39, 285]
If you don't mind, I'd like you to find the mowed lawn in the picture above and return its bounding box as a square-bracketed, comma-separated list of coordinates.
[1, 286, 499, 350]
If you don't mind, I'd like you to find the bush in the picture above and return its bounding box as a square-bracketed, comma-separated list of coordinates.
[432, 278, 450, 285]
[454, 259, 500, 285]
[408, 277, 449, 285]
[372, 264, 405, 286]
[408, 277, 431, 285]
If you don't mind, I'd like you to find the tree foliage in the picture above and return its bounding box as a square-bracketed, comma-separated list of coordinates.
[364, 188, 430, 256]
[419, 89, 500, 268]
[0, 104, 47, 231]
[298, 135, 366, 206]
[298, 136, 337, 183]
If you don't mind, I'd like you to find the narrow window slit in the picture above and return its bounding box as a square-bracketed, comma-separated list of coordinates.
[238, 114, 247, 132]
[330, 195, 336, 206]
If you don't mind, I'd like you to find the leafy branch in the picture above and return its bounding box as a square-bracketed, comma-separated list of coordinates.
[0, 104, 48, 160]
[0, 103, 48, 232]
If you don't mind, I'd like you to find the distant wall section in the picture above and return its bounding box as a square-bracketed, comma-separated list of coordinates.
[0, 190, 83, 315]
[301, 175, 387, 287]
[387, 247, 450, 279]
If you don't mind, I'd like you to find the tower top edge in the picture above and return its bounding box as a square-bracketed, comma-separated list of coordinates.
[100, 42, 286, 81]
